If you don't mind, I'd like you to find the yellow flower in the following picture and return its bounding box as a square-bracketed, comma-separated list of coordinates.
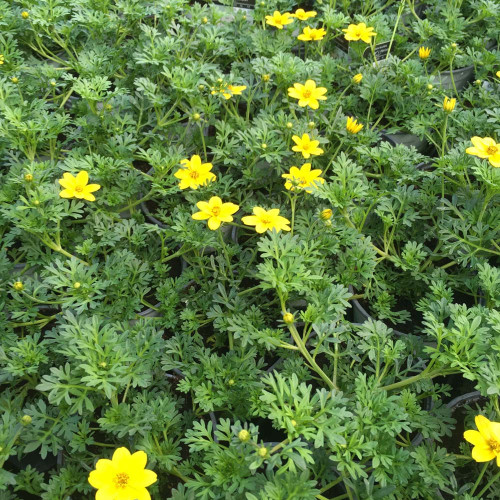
[11, 77, 19, 84]
[242, 207, 291, 233]
[297, 26, 326, 41]
[21, 11, 29, 19]
[419, 46, 431, 59]
[58, 171, 101, 201]
[320, 208, 333, 220]
[287, 80, 327, 110]
[13, 281, 24, 291]
[466, 137, 500, 168]
[496, 70, 500, 78]
[352, 73, 363, 84]
[291, 8, 316, 20]
[443, 96, 456, 113]
[174, 155, 216, 190]
[283, 312, 294, 324]
[282, 163, 325, 193]
[346, 117, 363, 134]
[88, 447, 157, 500]
[211, 82, 247, 100]
[265, 11, 293, 29]
[342, 23, 377, 43]
[192, 196, 239, 230]
[464, 415, 500, 465]
[291, 133, 324, 159]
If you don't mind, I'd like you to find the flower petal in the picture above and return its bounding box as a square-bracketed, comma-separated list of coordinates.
[464, 430, 487, 447]
[75, 170, 89, 186]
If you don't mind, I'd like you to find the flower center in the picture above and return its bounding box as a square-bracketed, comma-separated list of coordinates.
[302, 143, 310, 150]
[487, 145, 498, 155]
[211, 206, 221, 216]
[189, 170, 200, 179]
[75, 185, 84, 193]
[489, 439, 500, 453]
[302, 89, 312, 98]
[299, 177, 308, 186]
[114, 472, 129, 489]
[260, 217, 271, 225]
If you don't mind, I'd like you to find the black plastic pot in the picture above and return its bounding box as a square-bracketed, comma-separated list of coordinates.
[381, 131, 428, 153]
[434, 65, 474, 91]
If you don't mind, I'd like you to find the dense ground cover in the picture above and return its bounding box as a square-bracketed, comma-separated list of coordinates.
[0, 0, 499, 498]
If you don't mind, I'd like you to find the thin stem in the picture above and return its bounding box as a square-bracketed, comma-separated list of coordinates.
[476, 469, 500, 498]
[471, 462, 489, 495]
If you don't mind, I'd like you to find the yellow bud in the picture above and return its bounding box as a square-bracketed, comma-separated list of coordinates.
[418, 47, 431, 60]
[443, 96, 456, 113]
[228, 379, 235, 386]
[283, 312, 294, 324]
[496, 70, 500, 78]
[242, 15, 247, 20]
[286, 122, 293, 129]
[193, 112, 201, 121]
[352, 73, 363, 84]
[73, 282, 81, 289]
[261, 143, 267, 149]
[50, 80, 56, 86]
[24, 173, 33, 182]
[13, 281, 24, 291]
[308, 121, 315, 129]
[99, 361, 107, 368]
[262, 74, 270, 82]
[258, 446, 268, 457]
[21, 415, 32, 425]
[259, 1, 265, 5]
[105, 104, 113, 111]
[320, 208, 333, 220]
[427, 84, 433, 90]
[33, 200, 40, 206]
[451, 43, 457, 48]
[291, 419, 297, 427]
[21, 11, 29, 19]
[238, 429, 250, 442]
[474, 79, 481, 85]
[11, 77, 19, 84]
[198, 84, 205, 91]
[202, 16, 208, 23]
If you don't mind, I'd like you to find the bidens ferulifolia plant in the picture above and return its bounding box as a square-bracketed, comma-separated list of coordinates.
[0, 0, 499, 498]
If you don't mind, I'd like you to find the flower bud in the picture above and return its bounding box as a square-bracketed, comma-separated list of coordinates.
[308, 121, 315, 129]
[99, 361, 107, 368]
[259, 1, 265, 5]
[13, 281, 24, 291]
[496, 70, 500, 78]
[21, 415, 32, 425]
[198, 84, 205, 91]
[262, 74, 270, 82]
[261, 143, 267, 149]
[11, 77, 19, 84]
[193, 112, 201, 121]
[418, 47, 431, 60]
[73, 282, 81, 289]
[258, 446, 268, 457]
[451, 43, 457, 48]
[105, 104, 112, 111]
[238, 429, 250, 442]
[291, 419, 297, 427]
[427, 84, 433, 90]
[352, 73, 363, 84]
[202, 16, 208, 23]
[24, 173, 33, 182]
[320, 208, 333, 220]
[21, 11, 29, 19]
[50, 80, 56, 87]
[286, 122, 293, 129]
[242, 15, 247, 20]
[33, 200, 40, 206]
[474, 79, 481, 85]
[283, 312, 294, 324]
[228, 379, 235, 386]
[443, 96, 456, 113]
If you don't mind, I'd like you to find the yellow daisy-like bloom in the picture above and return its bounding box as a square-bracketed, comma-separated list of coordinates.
[342, 23, 377, 43]
[222, 84, 247, 99]
[297, 26, 326, 41]
[287, 80, 327, 110]
[419, 46, 431, 59]
[192, 196, 239, 230]
[291, 8, 317, 21]
[174, 155, 216, 190]
[291, 133, 324, 158]
[282, 163, 325, 193]
[466, 137, 500, 168]
[265, 11, 294, 29]
[464, 415, 500, 465]
[88, 447, 157, 500]
[58, 171, 101, 201]
[443, 96, 456, 113]
[242, 207, 291, 233]
[352, 73, 363, 84]
[346, 117, 363, 134]
[496, 70, 500, 78]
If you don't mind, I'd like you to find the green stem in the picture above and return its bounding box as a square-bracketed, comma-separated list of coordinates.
[471, 462, 489, 495]
[476, 469, 500, 498]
